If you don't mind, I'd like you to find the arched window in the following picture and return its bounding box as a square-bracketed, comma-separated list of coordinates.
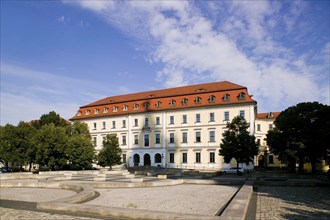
[195, 96, 202, 104]
[155, 101, 162, 108]
[170, 100, 176, 107]
[103, 107, 109, 113]
[134, 154, 140, 166]
[113, 106, 118, 112]
[86, 110, 90, 115]
[223, 94, 230, 102]
[94, 108, 99, 114]
[208, 95, 216, 103]
[133, 104, 139, 110]
[155, 153, 162, 163]
[181, 98, 188, 106]
[123, 105, 128, 111]
[238, 92, 246, 100]
[144, 102, 150, 110]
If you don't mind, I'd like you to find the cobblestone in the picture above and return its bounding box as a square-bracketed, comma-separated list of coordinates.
[256, 186, 330, 220]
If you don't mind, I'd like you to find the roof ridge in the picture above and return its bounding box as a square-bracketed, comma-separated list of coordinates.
[82, 81, 245, 107]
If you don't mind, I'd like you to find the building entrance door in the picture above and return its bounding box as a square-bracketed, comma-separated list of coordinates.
[133, 154, 140, 166]
[144, 154, 151, 166]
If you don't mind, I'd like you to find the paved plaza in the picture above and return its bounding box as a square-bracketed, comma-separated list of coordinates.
[1, 171, 329, 219]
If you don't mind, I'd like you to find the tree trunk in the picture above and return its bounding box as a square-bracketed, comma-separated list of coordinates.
[298, 156, 304, 173]
[311, 158, 317, 174]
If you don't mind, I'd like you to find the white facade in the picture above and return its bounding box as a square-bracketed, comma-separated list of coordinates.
[81, 103, 256, 170]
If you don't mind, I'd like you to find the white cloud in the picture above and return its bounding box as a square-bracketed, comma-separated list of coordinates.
[66, 0, 329, 112]
[0, 63, 126, 125]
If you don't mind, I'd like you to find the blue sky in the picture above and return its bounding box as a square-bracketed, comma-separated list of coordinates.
[1, 0, 329, 125]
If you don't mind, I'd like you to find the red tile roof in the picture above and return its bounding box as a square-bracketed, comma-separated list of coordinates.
[71, 81, 256, 120]
[257, 112, 281, 119]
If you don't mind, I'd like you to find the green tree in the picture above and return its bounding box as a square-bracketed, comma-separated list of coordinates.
[31, 111, 69, 129]
[34, 124, 68, 170]
[66, 122, 95, 169]
[0, 124, 16, 169]
[267, 102, 330, 173]
[219, 116, 259, 173]
[97, 134, 122, 170]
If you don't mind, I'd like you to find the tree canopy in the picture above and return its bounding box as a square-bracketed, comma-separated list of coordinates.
[97, 134, 122, 170]
[267, 102, 330, 173]
[0, 112, 95, 171]
[219, 116, 259, 173]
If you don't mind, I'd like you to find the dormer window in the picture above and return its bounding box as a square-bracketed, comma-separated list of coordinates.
[144, 102, 150, 110]
[181, 98, 188, 106]
[170, 100, 176, 107]
[86, 110, 90, 115]
[123, 105, 128, 111]
[238, 92, 246, 100]
[155, 101, 162, 108]
[103, 107, 109, 113]
[133, 104, 139, 110]
[208, 95, 216, 103]
[223, 94, 230, 102]
[94, 109, 99, 114]
[113, 106, 118, 112]
[195, 96, 202, 104]
[77, 110, 82, 116]
[267, 112, 273, 118]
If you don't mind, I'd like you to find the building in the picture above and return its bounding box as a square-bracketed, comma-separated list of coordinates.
[255, 112, 283, 169]
[71, 81, 258, 170]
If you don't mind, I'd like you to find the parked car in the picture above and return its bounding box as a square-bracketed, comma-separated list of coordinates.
[222, 167, 244, 174]
[0, 167, 9, 173]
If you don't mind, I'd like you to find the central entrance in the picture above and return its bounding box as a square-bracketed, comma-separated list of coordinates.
[144, 154, 151, 166]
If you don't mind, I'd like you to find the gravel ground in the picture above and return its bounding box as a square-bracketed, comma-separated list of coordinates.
[0, 188, 76, 202]
[256, 186, 330, 220]
[86, 184, 239, 215]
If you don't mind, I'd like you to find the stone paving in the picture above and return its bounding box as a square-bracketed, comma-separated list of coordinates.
[1, 171, 330, 220]
[255, 186, 330, 220]
[0, 207, 102, 220]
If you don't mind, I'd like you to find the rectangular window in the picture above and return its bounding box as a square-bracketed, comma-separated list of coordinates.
[112, 121, 116, 129]
[156, 117, 160, 125]
[182, 115, 187, 124]
[93, 122, 97, 130]
[210, 152, 215, 163]
[210, 112, 215, 122]
[182, 132, 188, 143]
[224, 111, 230, 121]
[209, 130, 215, 142]
[93, 137, 97, 146]
[144, 134, 149, 147]
[269, 124, 273, 131]
[145, 118, 149, 126]
[170, 153, 175, 163]
[240, 110, 245, 118]
[196, 114, 201, 123]
[182, 152, 187, 163]
[122, 135, 126, 145]
[134, 119, 138, 127]
[195, 131, 201, 143]
[268, 155, 274, 164]
[155, 133, 160, 144]
[196, 152, 201, 163]
[257, 124, 261, 131]
[257, 139, 261, 145]
[170, 116, 174, 124]
[169, 133, 175, 143]
[134, 134, 139, 145]
[122, 154, 126, 163]
[122, 120, 126, 128]
[102, 122, 106, 130]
